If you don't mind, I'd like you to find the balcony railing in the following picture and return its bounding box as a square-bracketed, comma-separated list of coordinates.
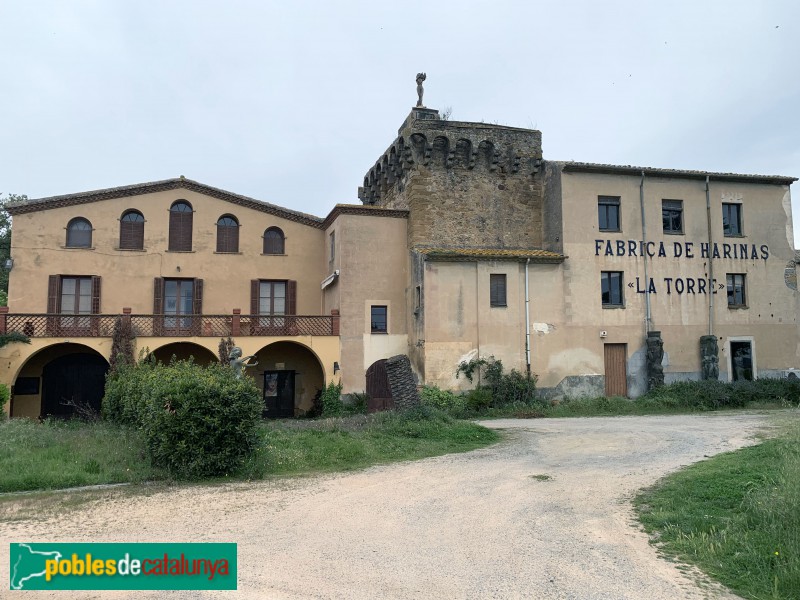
[0, 310, 340, 338]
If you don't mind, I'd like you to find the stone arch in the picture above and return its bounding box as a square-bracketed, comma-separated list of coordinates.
[409, 133, 428, 165]
[431, 135, 450, 168]
[253, 340, 326, 418]
[146, 341, 218, 366]
[477, 140, 496, 171]
[454, 138, 473, 169]
[11, 342, 109, 419]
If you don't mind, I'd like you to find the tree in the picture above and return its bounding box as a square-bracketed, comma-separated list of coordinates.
[0, 193, 25, 301]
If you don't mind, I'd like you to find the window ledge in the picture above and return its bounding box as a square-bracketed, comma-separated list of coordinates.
[165, 250, 195, 253]
[663, 231, 684, 236]
[114, 247, 146, 252]
[261, 253, 287, 257]
[490, 304, 508, 308]
[602, 305, 626, 309]
[724, 234, 746, 238]
[61, 246, 95, 250]
[598, 229, 621, 234]
[371, 331, 388, 335]
[728, 305, 749, 310]
[213, 251, 242, 255]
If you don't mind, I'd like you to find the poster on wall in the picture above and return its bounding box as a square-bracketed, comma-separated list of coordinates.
[264, 373, 278, 397]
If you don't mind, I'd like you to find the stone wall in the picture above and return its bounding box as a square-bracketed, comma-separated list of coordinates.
[385, 354, 420, 410]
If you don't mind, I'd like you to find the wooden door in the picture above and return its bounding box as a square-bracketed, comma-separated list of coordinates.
[604, 343, 628, 397]
[366, 359, 394, 413]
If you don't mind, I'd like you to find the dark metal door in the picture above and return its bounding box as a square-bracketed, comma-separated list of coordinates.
[264, 370, 295, 418]
[41, 353, 108, 418]
[366, 359, 394, 413]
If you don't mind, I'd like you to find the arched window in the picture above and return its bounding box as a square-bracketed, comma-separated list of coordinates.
[168, 201, 193, 251]
[119, 210, 145, 250]
[263, 227, 285, 254]
[216, 215, 239, 253]
[66, 218, 92, 248]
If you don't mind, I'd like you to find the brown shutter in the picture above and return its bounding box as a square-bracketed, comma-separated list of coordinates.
[120, 219, 144, 250]
[91, 276, 102, 314]
[169, 211, 193, 251]
[287, 280, 297, 315]
[47, 276, 61, 335]
[153, 278, 164, 314]
[153, 277, 164, 336]
[490, 274, 506, 306]
[193, 279, 203, 315]
[47, 275, 61, 313]
[216, 224, 226, 253]
[251, 280, 259, 315]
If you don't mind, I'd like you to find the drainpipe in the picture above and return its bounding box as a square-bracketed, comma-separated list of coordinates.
[706, 175, 714, 336]
[525, 258, 531, 378]
[640, 171, 651, 333]
[475, 262, 481, 386]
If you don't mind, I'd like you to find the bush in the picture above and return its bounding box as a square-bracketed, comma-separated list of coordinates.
[104, 360, 262, 478]
[420, 385, 467, 414]
[0, 383, 9, 417]
[320, 381, 344, 417]
[639, 377, 800, 410]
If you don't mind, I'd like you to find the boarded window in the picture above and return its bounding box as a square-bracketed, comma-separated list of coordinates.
[168, 201, 193, 251]
[490, 274, 507, 307]
[119, 210, 144, 250]
[66, 218, 92, 248]
[216, 215, 239, 253]
[263, 227, 285, 254]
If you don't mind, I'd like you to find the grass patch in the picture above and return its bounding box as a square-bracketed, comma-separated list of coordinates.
[0, 408, 499, 493]
[240, 409, 499, 478]
[0, 419, 165, 493]
[634, 416, 800, 599]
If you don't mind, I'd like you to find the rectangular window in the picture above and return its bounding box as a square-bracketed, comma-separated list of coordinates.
[723, 203, 742, 236]
[164, 278, 195, 331]
[371, 305, 387, 333]
[662, 199, 683, 234]
[259, 280, 287, 327]
[727, 273, 746, 307]
[59, 276, 92, 328]
[601, 271, 624, 307]
[329, 231, 336, 262]
[490, 274, 507, 307]
[598, 196, 620, 232]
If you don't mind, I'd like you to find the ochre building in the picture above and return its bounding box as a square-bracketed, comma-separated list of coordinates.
[3, 103, 797, 418]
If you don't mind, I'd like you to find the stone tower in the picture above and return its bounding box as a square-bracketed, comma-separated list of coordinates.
[359, 106, 545, 251]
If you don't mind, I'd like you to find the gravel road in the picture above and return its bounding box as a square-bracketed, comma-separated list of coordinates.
[1, 412, 779, 599]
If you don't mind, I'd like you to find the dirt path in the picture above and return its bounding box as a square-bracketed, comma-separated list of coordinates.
[1, 412, 779, 599]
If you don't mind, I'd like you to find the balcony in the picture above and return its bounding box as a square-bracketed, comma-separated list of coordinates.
[0, 309, 340, 338]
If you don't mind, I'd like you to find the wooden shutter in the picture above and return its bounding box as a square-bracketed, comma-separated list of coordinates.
[152, 278, 164, 336]
[251, 280, 260, 315]
[169, 211, 193, 251]
[287, 280, 297, 315]
[490, 274, 506, 306]
[120, 219, 144, 250]
[193, 279, 203, 315]
[91, 276, 102, 314]
[47, 275, 61, 313]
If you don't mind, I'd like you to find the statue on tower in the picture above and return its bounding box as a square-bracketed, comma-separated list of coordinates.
[416, 73, 426, 107]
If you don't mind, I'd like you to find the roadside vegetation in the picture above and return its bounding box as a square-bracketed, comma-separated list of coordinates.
[421, 359, 800, 419]
[635, 416, 800, 599]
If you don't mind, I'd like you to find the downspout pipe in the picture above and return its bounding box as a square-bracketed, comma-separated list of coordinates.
[706, 175, 714, 336]
[525, 258, 531, 378]
[640, 171, 651, 333]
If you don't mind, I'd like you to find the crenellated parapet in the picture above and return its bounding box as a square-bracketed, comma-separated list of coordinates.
[359, 108, 543, 206]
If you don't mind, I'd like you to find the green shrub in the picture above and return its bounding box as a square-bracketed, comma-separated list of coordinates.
[420, 385, 467, 414]
[466, 387, 493, 411]
[343, 392, 369, 415]
[639, 377, 800, 411]
[493, 369, 538, 406]
[140, 362, 262, 478]
[0, 383, 9, 417]
[320, 381, 344, 417]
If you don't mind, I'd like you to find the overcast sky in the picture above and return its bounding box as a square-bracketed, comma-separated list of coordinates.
[2, 1, 799, 242]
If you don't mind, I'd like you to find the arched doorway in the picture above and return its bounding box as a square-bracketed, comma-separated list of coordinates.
[149, 342, 218, 366]
[254, 342, 325, 418]
[42, 353, 108, 418]
[11, 343, 110, 419]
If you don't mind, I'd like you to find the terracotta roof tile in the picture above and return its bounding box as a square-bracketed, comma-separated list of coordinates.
[417, 247, 566, 262]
